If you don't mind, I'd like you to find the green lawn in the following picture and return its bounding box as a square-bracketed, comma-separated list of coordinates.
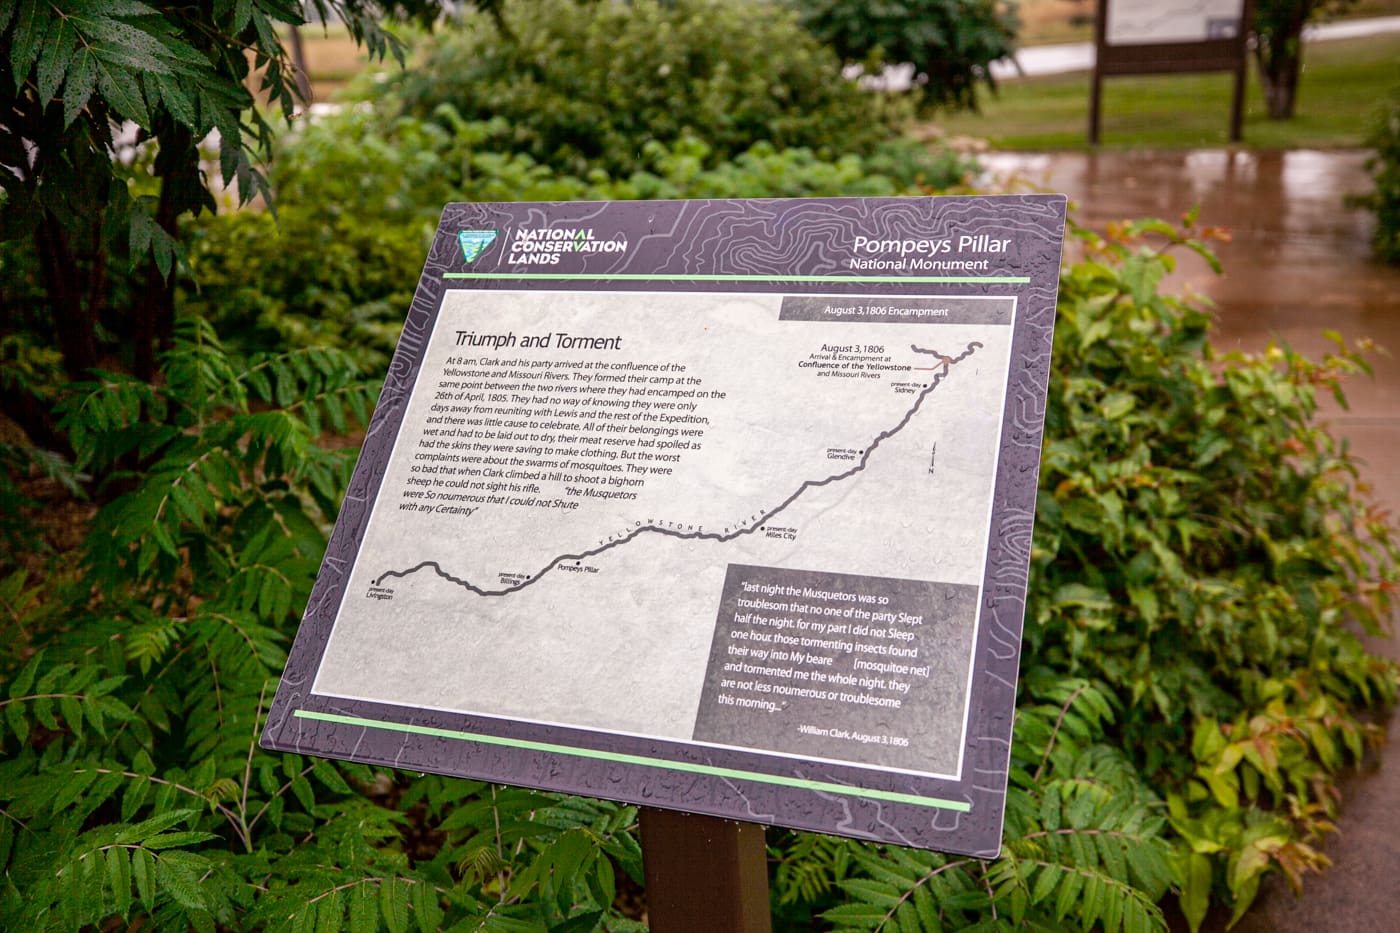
[929, 33, 1400, 150]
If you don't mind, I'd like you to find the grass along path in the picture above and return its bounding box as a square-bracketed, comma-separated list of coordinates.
[286, 13, 1400, 149]
[927, 32, 1400, 150]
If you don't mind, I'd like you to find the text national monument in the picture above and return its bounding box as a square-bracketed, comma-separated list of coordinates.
[262, 195, 1068, 858]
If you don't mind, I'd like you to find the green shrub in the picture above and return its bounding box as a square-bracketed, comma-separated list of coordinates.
[0, 321, 645, 932]
[791, 0, 1018, 111]
[768, 675, 1175, 932]
[1360, 79, 1400, 264]
[184, 106, 973, 368]
[615, 136, 974, 199]
[1033, 218, 1396, 928]
[4, 216, 1395, 932]
[183, 112, 572, 368]
[180, 108, 453, 370]
[386, 0, 896, 176]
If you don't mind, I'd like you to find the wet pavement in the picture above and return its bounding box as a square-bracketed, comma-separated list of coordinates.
[983, 148, 1399, 511]
[983, 149, 1400, 931]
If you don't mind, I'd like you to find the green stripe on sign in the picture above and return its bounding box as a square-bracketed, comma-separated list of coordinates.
[442, 272, 1028, 284]
[293, 709, 971, 812]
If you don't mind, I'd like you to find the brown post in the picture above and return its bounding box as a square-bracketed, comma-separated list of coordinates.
[640, 808, 772, 933]
[1229, 0, 1256, 142]
[1089, 0, 1108, 145]
[1229, 59, 1247, 142]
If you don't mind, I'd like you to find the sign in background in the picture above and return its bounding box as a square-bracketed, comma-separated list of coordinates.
[1105, 0, 1247, 44]
[1091, 0, 1253, 143]
[262, 195, 1066, 857]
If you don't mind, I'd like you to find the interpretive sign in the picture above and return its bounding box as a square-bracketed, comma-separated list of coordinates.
[262, 195, 1066, 857]
[1091, 0, 1253, 143]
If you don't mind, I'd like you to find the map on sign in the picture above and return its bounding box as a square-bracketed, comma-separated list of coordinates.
[263, 195, 1066, 857]
[314, 291, 1011, 780]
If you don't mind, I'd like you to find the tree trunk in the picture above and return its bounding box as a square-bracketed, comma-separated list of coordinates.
[132, 124, 197, 382]
[36, 217, 102, 382]
[133, 256, 174, 384]
[1253, 3, 1311, 120]
[133, 201, 179, 384]
[287, 25, 313, 105]
[1255, 41, 1301, 119]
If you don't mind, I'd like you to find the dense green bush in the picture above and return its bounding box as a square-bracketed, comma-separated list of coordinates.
[1359, 80, 1400, 264]
[55, 0, 972, 376]
[1030, 218, 1396, 928]
[4, 212, 1395, 931]
[0, 320, 647, 931]
[181, 110, 454, 370]
[184, 105, 973, 367]
[791, 0, 1018, 111]
[386, 0, 897, 176]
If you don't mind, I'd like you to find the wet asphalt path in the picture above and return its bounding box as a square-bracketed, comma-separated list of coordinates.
[982, 149, 1400, 932]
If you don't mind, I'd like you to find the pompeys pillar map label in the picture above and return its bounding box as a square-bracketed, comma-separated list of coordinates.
[263, 196, 1067, 857]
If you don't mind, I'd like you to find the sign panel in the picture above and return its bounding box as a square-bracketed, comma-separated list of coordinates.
[262, 195, 1066, 857]
[1105, 0, 1246, 45]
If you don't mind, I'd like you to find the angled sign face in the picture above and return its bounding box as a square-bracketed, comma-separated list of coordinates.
[263, 195, 1066, 857]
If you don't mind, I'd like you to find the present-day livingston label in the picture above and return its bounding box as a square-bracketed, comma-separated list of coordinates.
[263, 196, 1066, 857]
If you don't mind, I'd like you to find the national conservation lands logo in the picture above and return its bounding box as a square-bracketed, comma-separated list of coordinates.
[504, 226, 630, 265]
[457, 230, 499, 263]
[457, 226, 630, 266]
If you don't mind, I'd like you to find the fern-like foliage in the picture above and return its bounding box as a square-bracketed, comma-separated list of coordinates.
[769, 828, 862, 918]
[819, 676, 1171, 933]
[1, 321, 646, 932]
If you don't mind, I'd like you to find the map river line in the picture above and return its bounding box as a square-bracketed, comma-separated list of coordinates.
[374, 340, 983, 597]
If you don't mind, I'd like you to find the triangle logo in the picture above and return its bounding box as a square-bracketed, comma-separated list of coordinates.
[457, 230, 499, 264]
